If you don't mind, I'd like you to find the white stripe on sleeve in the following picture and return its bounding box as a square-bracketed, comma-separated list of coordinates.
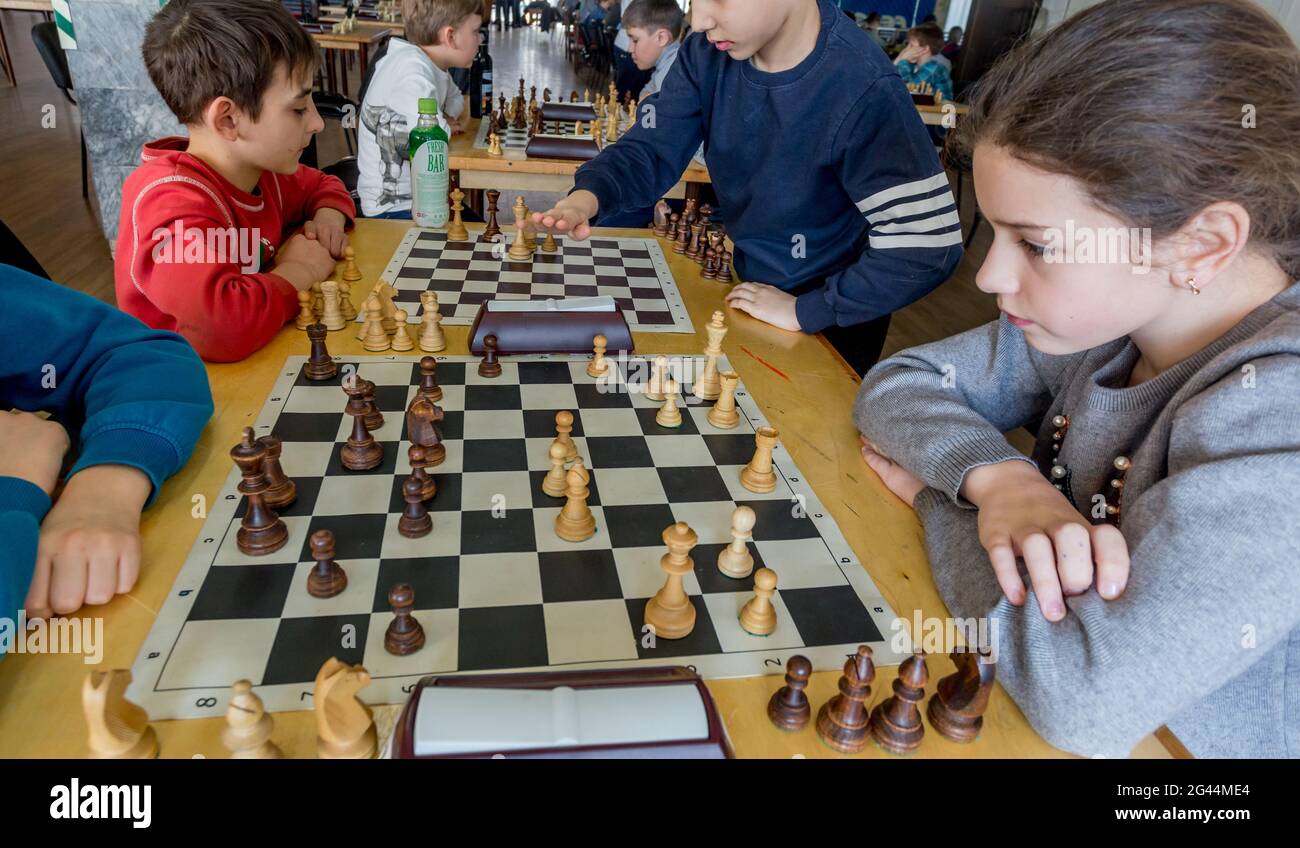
[854, 172, 952, 215]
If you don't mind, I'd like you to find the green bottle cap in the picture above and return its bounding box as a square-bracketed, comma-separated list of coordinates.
[418, 97, 439, 114]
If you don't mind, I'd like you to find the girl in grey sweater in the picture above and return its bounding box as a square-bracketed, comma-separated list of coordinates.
[853, 0, 1300, 758]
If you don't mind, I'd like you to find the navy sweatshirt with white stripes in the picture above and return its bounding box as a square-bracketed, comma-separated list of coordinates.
[573, 0, 963, 333]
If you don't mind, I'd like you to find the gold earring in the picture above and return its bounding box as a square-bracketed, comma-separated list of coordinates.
[1186, 277, 1201, 295]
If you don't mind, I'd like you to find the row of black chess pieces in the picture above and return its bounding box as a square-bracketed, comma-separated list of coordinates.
[767, 646, 996, 755]
[654, 198, 733, 281]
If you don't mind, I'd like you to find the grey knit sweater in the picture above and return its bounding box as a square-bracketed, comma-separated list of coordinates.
[854, 284, 1300, 758]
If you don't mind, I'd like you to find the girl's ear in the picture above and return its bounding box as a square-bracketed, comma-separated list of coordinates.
[1164, 201, 1252, 289]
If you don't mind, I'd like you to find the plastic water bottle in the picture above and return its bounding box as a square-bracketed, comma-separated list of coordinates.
[410, 97, 450, 229]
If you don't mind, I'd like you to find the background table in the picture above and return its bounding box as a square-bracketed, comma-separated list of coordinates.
[0, 220, 1175, 758]
[450, 118, 712, 201]
[308, 27, 390, 96]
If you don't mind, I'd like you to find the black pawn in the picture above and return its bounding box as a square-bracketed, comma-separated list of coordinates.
[361, 378, 384, 431]
[385, 583, 425, 655]
[398, 475, 432, 538]
[408, 444, 437, 502]
[304, 323, 336, 381]
[306, 529, 347, 598]
[478, 334, 503, 378]
[419, 356, 443, 402]
[767, 655, 812, 731]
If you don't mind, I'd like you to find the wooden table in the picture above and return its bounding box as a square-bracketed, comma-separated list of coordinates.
[0, 0, 54, 87]
[308, 27, 391, 96]
[0, 220, 1175, 759]
[450, 118, 712, 201]
[917, 101, 969, 127]
[320, 15, 405, 39]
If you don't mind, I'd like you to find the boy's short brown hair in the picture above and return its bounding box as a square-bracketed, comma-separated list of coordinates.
[623, 0, 685, 40]
[403, 0, 483, 46]
[143, 0, 319, 125]
[909, 23, 945, 56]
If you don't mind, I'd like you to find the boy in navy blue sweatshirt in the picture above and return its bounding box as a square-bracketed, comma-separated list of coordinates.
[534, 0, 963, 373]
[0, 265, 212, 652]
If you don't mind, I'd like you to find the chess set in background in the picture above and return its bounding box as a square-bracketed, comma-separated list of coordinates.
[477, 79, 640, 159]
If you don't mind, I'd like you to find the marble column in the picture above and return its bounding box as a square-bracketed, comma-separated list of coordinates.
[63, 0, 185, 244]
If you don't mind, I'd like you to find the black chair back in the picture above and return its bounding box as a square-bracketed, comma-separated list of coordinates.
[31, 22, 75, 104]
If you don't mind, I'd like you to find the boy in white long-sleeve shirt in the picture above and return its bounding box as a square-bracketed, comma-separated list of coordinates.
[357, 0, 480, 218]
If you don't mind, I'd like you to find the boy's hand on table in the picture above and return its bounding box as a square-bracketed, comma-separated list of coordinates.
[277, 233, 337, 289]
[533, 190, 598, 241]
[961, 460, 1130, 622]
[725, 282, 801, 332]
[860, 435, 926, 506]
[305, 207, 349, 259]
[26, 465, 152, 620]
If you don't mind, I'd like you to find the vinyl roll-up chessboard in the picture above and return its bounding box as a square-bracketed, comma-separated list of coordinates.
[129, 353, 904, 720]
[377, 227, 694, 334]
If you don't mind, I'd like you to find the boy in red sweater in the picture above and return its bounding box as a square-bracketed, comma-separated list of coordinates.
[115, 0, 357, 362]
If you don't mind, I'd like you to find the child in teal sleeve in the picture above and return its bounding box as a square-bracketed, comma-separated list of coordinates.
[893, 23, 953, 102]
[0, 264, 213, 651]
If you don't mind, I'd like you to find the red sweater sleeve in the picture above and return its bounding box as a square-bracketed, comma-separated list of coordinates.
[124, 188, 301, 362]
[274, 166, 357, 233]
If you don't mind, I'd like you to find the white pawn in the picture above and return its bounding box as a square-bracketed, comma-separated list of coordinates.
[656, 377, 682, 428]
[739, 568, 778, 636]
[717, 505, 756, 578]
[645, 354, 669, 401]
[222, 680, 284, 759]
[542, 440, 568, 498]
[587, 334, 609, 378]
[296, 290, 315, 329]
[390, 309, 414, 351]
[362, 297, 391, 352]
[320, 280, 346, 331]
[338, 279, 357, 321]
[418, 291, 446, 352]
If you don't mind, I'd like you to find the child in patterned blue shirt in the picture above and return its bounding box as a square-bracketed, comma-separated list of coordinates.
[894, 23, 953, 102]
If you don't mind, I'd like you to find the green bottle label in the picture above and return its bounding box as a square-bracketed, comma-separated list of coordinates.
[410, 115, 450, 229]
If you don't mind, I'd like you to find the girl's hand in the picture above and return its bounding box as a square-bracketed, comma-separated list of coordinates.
[860, 435, 926, 507]
[962, 461, 1131, 622]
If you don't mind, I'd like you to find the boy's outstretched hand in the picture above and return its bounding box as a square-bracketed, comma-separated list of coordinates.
[725, 282, 801, 332]
[25, 464, 152, 620]
[532, 190, 599, 241]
